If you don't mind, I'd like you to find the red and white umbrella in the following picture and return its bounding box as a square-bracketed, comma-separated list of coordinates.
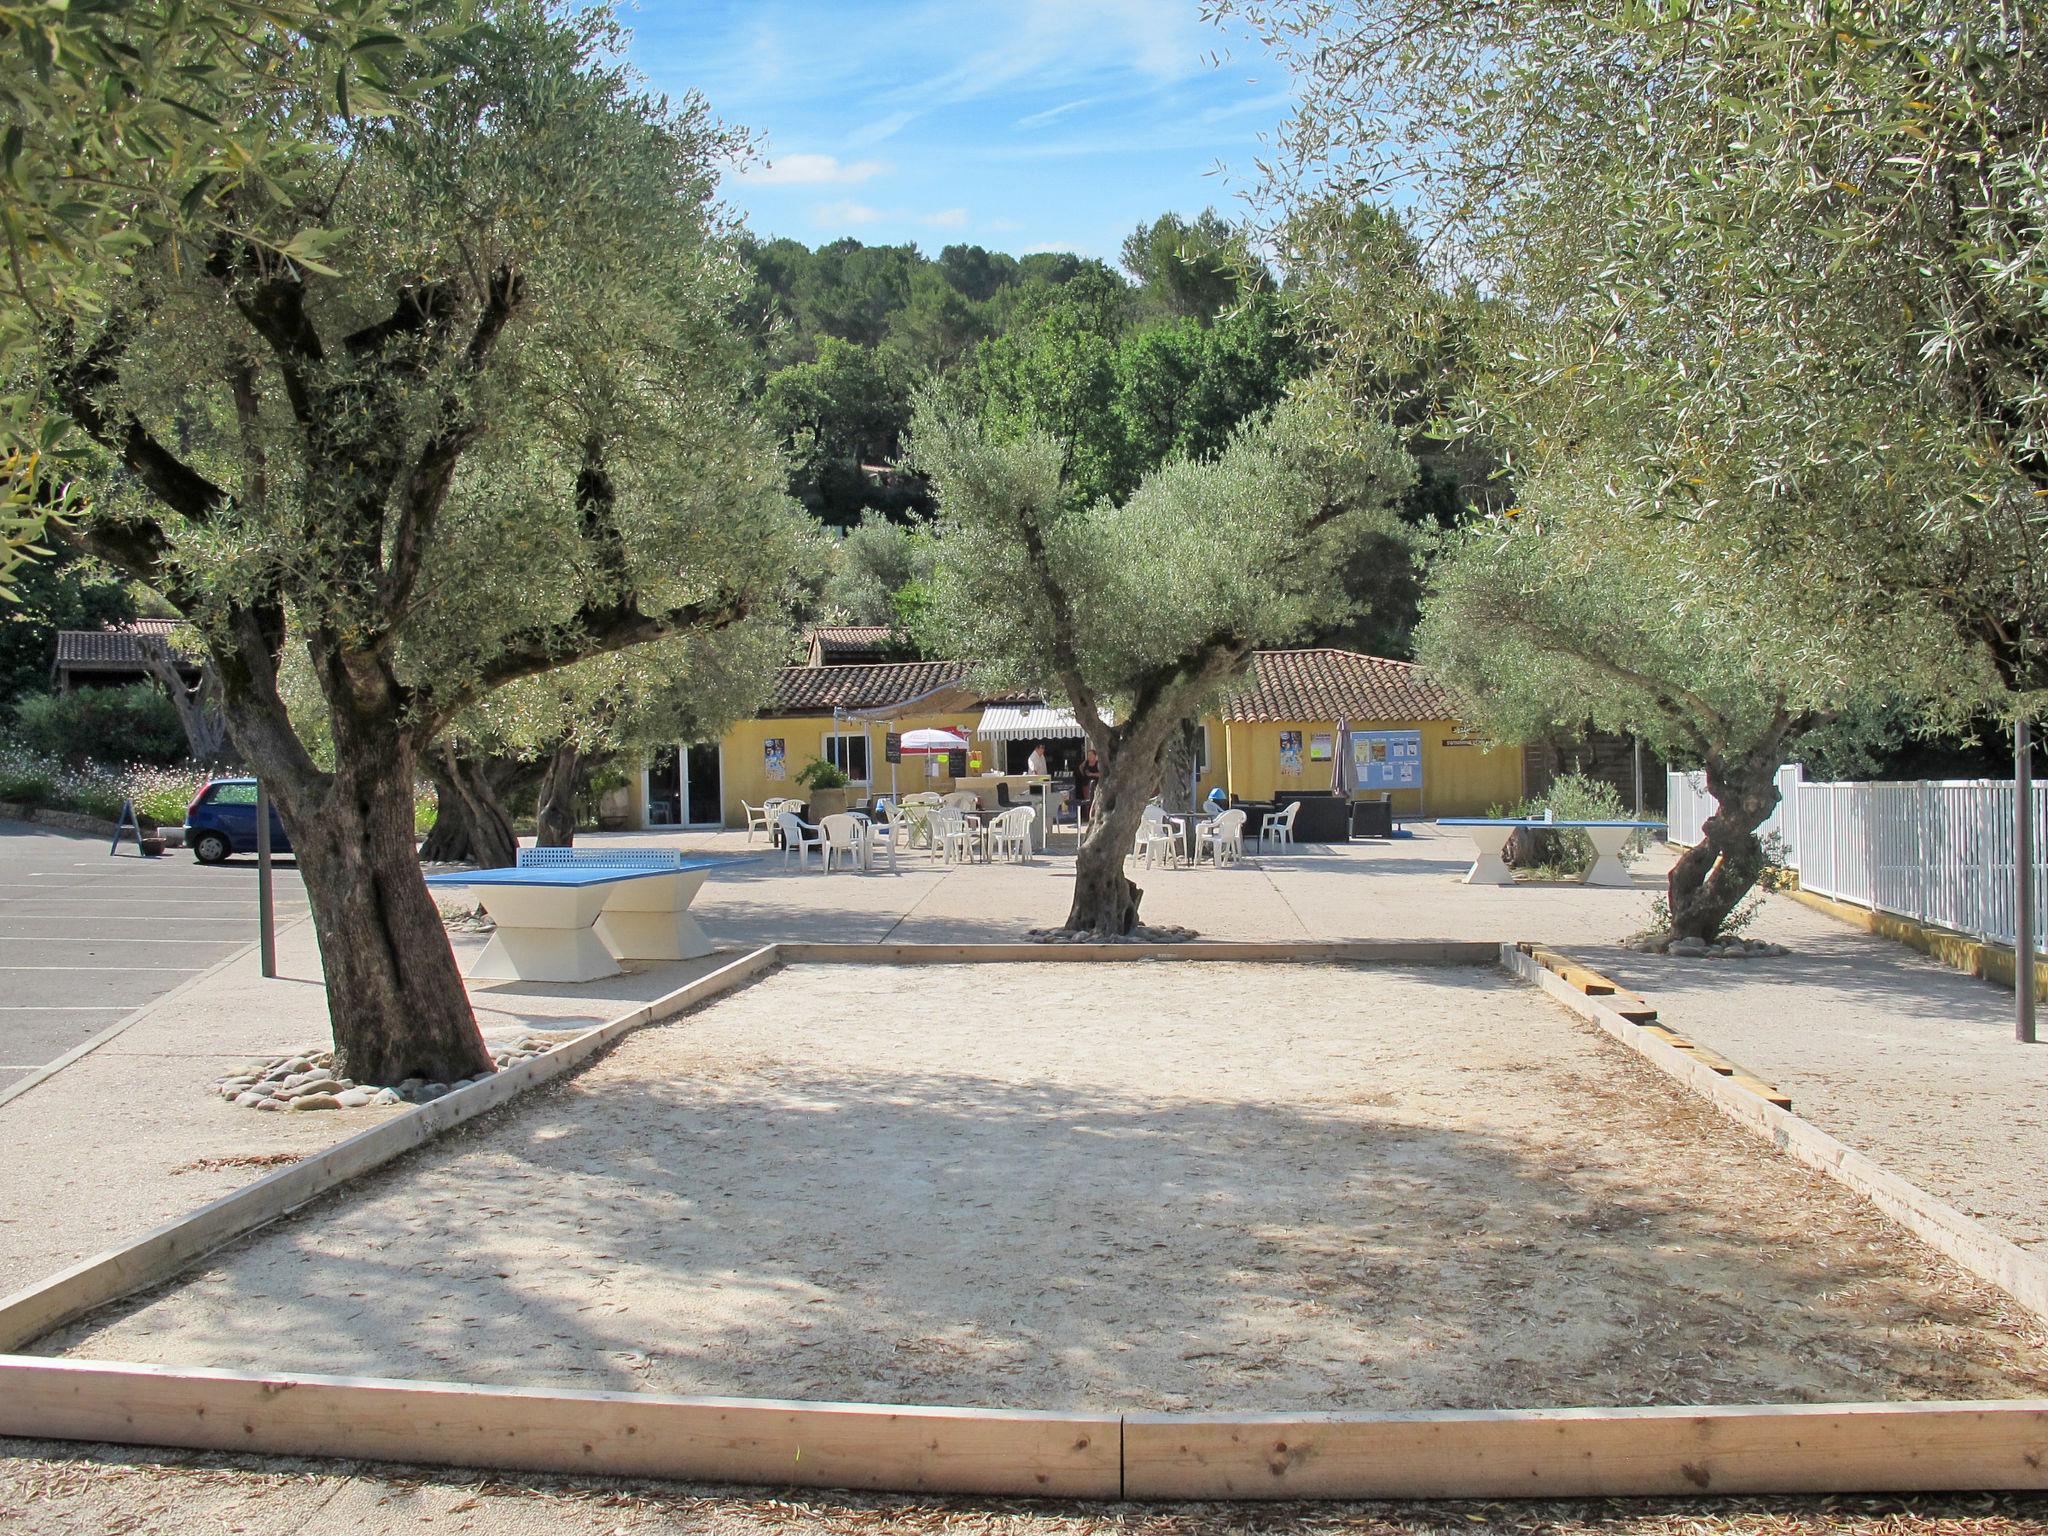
[898, 728, 968, 756]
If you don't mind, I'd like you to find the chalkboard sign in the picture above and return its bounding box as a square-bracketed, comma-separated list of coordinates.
[946, 748, 968, 778]
[885, 731, 902, 764]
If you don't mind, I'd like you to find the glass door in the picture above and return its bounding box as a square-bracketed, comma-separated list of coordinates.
[645, 747, 682, 827]
[684, 742, 722, 826]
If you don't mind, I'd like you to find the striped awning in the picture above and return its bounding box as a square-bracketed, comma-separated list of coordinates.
[977, 703, 1096, 743]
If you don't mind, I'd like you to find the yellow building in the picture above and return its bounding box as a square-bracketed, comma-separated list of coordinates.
[626, 645, 1525, 830]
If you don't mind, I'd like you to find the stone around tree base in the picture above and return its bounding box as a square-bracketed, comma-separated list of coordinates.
[1025, 923, 1200, 944]
[1622, 933, 1790, 959]
[210, 1033, 567, 1112]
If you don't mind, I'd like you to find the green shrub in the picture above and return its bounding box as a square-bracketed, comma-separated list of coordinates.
[795, 756, 851, 790]
[1511, 771, 1640, 876]
[12, 684, 188, 766]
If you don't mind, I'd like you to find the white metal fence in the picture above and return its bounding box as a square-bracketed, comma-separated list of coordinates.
[1667, 764, 2048, 954]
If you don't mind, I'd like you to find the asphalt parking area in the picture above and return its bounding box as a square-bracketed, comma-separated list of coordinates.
[0, 823, 308, 1097]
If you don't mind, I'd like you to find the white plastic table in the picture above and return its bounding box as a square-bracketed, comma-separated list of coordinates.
[424, 855, 739, 982]
[1434, 818, 1666, 888]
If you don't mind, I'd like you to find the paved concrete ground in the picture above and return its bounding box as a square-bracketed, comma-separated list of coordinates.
[6, 822, 2048, 1532]
[0, 823, 308, 1096]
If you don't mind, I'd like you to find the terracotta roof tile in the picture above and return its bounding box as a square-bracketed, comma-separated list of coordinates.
[771, 660, 974, 714]
[1220, 649, 1456, 723]
[52, 620, 196, 670]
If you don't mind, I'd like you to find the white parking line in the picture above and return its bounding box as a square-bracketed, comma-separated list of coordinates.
[0, 1005, 131, 1011]
[0, 965, 208, 972]
[0, 936, 244, 945]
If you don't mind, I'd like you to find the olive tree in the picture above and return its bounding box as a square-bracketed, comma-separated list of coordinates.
[1, 1, 432, 585]
[1416, 460, 1964, 941]
[453, 616, 792, 849]
[910, 381, 1412, 934]
[42, 6, 801, 1084]
[1221, 0, 2048, 714]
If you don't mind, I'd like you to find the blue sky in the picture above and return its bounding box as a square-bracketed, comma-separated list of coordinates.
[623, 0, 1294, 262]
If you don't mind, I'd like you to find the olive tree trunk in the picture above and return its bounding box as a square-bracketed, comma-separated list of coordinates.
[421, 747, 520, 869]
[534, 741, 580, 848]
[1065, 717, 1176, 935]
[226, 658, 494, 1086]
[1664, 729, 1802, 943]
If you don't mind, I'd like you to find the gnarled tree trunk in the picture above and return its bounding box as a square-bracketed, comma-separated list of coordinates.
[421, 746, 519, 869]
[534, 740, 580, 847]
[225, 643, 494, 1086]
[1665, 725, 1804, 943]
[139, 637, 229, 764]
[1065, 717, 1176, 934]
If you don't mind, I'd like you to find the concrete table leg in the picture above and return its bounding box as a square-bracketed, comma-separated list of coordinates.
[1461, 830, 1515, 886]
[470, 885, 621, 982]
[594, 870, 714, 962]
[1582, 826, 1639, 887]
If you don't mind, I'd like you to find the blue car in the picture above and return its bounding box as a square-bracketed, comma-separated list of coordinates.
[185, 778, 291, 864]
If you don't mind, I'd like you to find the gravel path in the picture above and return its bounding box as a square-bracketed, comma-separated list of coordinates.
[43, 961, 2048, 1413]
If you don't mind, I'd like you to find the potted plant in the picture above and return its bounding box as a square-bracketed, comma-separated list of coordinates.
[795, 757, 853, 820]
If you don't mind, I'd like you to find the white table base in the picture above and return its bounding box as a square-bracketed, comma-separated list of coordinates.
[465, 870, 714, 982]
[1582, 825, 1641, 887]
[1460, 828, 1516, 886]
[593, 869, 713, 960]
[470, 884, 622, 982]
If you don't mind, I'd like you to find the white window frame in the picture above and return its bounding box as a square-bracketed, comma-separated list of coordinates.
[822, 729, 872, 785]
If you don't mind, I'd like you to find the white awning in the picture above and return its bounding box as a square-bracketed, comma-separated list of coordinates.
[977, 703, 1098, 743]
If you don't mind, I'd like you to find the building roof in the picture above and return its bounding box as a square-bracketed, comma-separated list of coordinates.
[52, 620, 199, 674]
[770, 659, 975, 715]
[1219, 649, 1456, 724]
[805, 625, 902, 666]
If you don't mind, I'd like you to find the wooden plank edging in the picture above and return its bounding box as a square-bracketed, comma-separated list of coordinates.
[1123, 1399, 2048, 1499]
[0, 946, 780, 1354]
[0, 1356, 1120, 1498]
[774, 940, 1499, 966]
[1501, 944, 2048, 1324]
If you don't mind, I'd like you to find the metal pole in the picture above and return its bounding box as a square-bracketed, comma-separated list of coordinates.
[2017, 717, 2036, 1044]
[1633, 736, 1645, 819]
[255, 778, 277, 980]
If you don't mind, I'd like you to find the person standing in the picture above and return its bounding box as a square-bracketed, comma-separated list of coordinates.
[1026, 740, 1049, 777]
[1077, 746, 1103, 825]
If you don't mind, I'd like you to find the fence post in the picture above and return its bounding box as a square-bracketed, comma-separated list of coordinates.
[2019, 720, 2036, 1045]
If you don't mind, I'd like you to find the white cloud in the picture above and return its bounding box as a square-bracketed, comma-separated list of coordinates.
[814, 200, 884, 226]
[1015, 95, 1102, 131]
[984, 217, 1024, 232]
[848, 109, 919, 148]
[743, 153, 889, 187]
[921, 208, 971, 229]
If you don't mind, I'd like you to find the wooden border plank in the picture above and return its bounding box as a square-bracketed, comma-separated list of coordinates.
[0, 946, 780, 1353]
[1502, 944, 2048, 1325]
[774, 941, 1500, 966]
[1124, 1400, 2048, 1499]
[0, 1356, 1120, 1498]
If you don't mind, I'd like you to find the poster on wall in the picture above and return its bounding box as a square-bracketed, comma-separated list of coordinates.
[1279, 730, 1304, 777]
[1308, 731, 1333, 762]
[764, 737, 786, 781]
[1352, 729, 1423, 790]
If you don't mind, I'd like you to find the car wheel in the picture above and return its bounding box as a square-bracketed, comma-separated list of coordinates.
[192, 831, 232, 865]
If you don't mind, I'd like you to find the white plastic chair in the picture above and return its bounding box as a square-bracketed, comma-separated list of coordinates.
[777, 809, 826, 871]
[987, 805, 1036, 862]
[932, 808, 982, 864]
[819, 813, 868, 873]
[1133, 803, 1179, 869]
[741, 801, 771, 842]
[1195, 808, 1247, 867]
[1258, 799, 1301, 853]
[941, 790, 981, 811]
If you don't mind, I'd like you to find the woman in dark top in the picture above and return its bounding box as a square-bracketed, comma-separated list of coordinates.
[1076, 747, 1103, 824]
